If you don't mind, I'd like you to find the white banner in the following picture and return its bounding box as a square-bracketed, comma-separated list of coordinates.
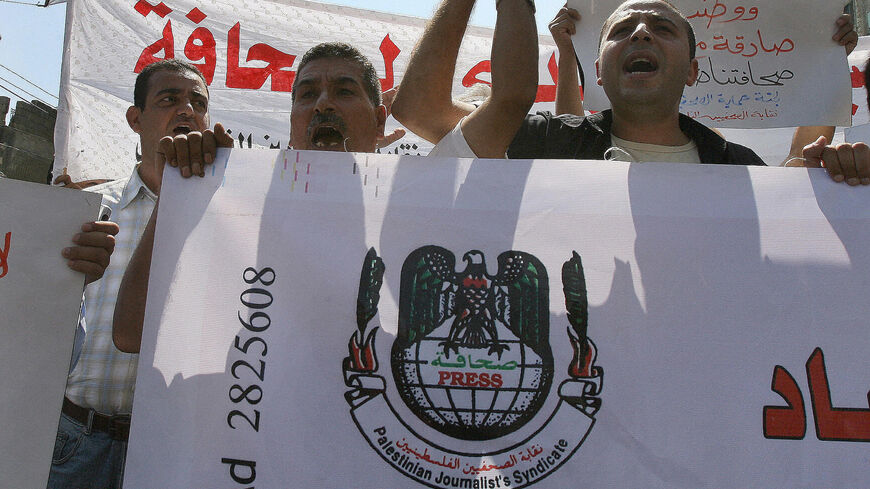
[125, 150, 870, 488]
[56, 0, 563, 182]
[0, 178, 102, 488]
[54, 0, 869, 180]
[568, 0, 852, 128]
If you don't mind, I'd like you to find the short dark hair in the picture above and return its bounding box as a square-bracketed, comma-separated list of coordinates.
[134, 59, 208, 110]
[291, 42, 382, 107]
[598, 0, 696, 60]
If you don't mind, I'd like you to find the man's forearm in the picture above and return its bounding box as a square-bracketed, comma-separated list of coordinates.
[112, 205, 157, 353]
[490, 0, 538, 111]
[392, 0, 476, 143]
[554, 50, 583, 116]
[461, 0, 538, 157]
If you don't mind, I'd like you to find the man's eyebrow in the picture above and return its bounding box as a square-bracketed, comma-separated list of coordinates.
[295, 78, 319, 89]
[153, 88, 182, 98]
[610, 11, 678, 29]
[649, 13, 678, 27]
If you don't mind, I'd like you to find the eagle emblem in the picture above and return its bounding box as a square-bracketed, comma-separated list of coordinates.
[391, 246, 553, 440]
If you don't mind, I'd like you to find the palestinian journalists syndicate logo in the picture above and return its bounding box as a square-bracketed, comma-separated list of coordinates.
[343, 246, 603, 488]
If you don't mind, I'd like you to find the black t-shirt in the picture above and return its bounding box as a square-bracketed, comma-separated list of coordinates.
[507, 110, 766, 166]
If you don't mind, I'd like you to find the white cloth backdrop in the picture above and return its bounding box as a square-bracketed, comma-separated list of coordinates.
[55, 0, 560, 181]
[55, 0, 869, 177]
[125, 150, 870, 488]
[567, 0, 852, 128]
[0, 178, 102, 488]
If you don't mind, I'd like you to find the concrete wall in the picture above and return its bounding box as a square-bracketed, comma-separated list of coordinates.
[0, 96, 57, 184]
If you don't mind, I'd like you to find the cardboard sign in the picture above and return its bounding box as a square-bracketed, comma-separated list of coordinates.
[125, 149, 870, 487]
[0, 178, 102, 488]
[568, 0, 851, 128]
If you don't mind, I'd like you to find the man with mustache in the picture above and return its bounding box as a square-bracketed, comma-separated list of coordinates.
[49, 59, 230, 489]
[112, 43, 388, 355]
[289, 42, 387, 153]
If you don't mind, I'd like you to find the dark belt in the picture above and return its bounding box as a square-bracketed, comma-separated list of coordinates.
[62, 397, 130, 441]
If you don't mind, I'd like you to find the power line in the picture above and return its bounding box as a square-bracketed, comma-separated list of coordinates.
[0, 82, 52, 114]
[0, 75, 55, 108]
[0, 0, 44, 5]
[0, 81, 32, 105]
[0, 63, 58, 100]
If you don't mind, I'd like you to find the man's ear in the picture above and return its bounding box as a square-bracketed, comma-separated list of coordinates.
[126, 106, 142, 133]
[595, 59, 603, 86]
[686, 57, 700, 87]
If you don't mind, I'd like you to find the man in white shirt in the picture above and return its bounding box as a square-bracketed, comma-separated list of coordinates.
[48, 58, 229, 489]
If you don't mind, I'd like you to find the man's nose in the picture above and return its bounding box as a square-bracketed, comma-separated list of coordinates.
[314, 90, 334, 113]
[177, 98, 195, 116]
[630, 23, 653, 42]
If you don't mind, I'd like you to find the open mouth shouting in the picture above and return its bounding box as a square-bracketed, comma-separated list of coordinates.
[171, 122, 194, 136]
[623, 52, 659, 77]
[308, 113, 349, 151]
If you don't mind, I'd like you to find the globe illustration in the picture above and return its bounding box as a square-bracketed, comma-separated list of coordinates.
[391, 322, 553, 441]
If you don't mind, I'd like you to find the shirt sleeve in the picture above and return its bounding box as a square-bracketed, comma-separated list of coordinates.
[427, 117, 478, 158]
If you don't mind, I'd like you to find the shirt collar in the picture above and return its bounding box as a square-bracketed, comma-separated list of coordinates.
[119, 165, 157, 210]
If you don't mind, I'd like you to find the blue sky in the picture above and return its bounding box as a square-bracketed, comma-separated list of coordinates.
[0, 0, 566, 110]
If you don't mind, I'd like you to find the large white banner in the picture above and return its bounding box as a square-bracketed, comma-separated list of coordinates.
[568, 0, 852, 128]
[126, 150, 870, 488]
[56, 0, 563, 182]
[54, 0, 870, 181]
[0, 178, 102, 488]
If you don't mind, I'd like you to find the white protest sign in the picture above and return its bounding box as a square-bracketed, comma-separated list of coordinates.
[567, 0, 851, 128]
[845, 122, 870, 144]
[125, 149, 870, 488]
[0, 178, 102, 488]
[56, 0, 560, 182]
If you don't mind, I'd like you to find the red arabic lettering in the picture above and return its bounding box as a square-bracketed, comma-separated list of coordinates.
[711, 34, 758, 57]
[395, 439, 460, 469]
[721, 5, 758, 23]
[135, 20, 174, 73]
[851, 65, 865, 89]
[185, 7, 206, 24]
[462, 52, 565, 103]
[806, 348, 870, 442]
[185, 27, 216, 84]
[687, 0, 759, 29]
[462, 60, 492, 88]
[378, 34, 400, 92]
[534, 53, 559, 104]
[756, 30, 794, 56]
[134, 0, 172, 18]
[0, 231, 10, 279]
[227, 23, 296, 92]
[763, 365, 806, 439]
[687, 0, 727, 29]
